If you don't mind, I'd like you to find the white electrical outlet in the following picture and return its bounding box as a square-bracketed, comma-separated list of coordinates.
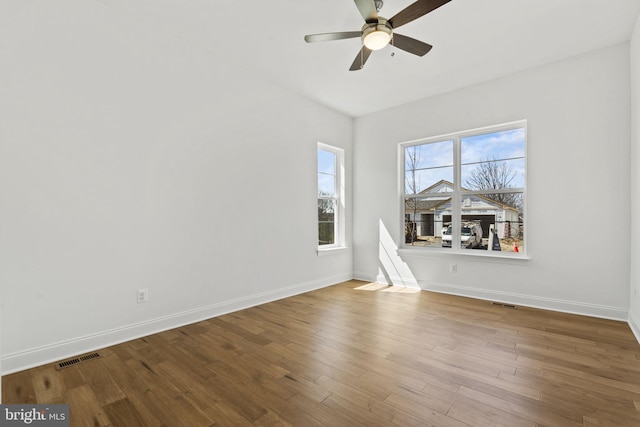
[450, 264, 457, 273]
[137, 288, 148, 304]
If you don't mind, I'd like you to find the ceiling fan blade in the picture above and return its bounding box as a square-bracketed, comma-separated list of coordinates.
[305, 31, 362, 43]
[349, 46, 372, 71]
[389, 0, 451, 29]
[392, 33, 433, 56]
[354, 0, 378, 22]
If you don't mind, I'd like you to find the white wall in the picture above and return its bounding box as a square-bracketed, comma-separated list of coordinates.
[630, 14, 640, 341]
[354, 43, 631, 320]
[0, 3, 352, 374]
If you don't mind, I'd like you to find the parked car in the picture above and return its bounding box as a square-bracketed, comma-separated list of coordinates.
[442, 222, 483, 248]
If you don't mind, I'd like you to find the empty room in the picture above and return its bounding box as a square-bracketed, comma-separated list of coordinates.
[2, 0, 640, 425]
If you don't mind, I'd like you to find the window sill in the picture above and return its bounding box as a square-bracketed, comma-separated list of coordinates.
[397, 247, 530, 261]
[317, 246, 349, 257]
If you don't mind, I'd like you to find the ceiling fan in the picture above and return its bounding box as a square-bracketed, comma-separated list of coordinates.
[304, 0, 451, 71]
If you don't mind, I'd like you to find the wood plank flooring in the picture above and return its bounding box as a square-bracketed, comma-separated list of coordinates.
[3, 280, 640, 426]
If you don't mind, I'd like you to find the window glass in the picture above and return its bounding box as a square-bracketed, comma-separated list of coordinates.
[404, 195, 451, 247]
[318, 199, 336, 246]
[404, 141, 453, 194]
[461, 128, 526, 190]
[318, 150, 336, 197]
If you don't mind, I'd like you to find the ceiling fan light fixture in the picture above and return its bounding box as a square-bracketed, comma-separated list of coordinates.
[362, 22, 392, 51]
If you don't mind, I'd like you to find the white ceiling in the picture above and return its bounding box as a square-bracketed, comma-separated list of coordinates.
[46, 0, 640, 117]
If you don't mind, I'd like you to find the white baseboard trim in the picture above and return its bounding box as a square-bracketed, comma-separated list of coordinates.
[1, 273, 351, 375]
[350, 274, 628, 320]
[421, 281, 629, 321]
[352, 271, 421, 289]
[375, 274, 420, 289]
[629, 310, 640, 345]
[352, 271, 376, 283]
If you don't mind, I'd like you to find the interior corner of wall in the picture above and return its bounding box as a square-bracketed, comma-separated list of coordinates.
[629, 309, 640, 346]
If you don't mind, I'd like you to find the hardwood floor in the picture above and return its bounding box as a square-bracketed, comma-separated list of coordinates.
[3, 280, 640, 426]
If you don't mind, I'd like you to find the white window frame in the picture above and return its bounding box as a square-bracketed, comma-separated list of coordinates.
[317, 142, 345, 251]
[399, 120, 527, 257]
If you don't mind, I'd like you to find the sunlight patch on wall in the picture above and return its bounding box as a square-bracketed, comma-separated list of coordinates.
[378, 219, 419, 288]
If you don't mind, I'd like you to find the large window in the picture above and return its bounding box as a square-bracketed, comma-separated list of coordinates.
[318, 143, 344, 248]
[401, 121, 526, 254]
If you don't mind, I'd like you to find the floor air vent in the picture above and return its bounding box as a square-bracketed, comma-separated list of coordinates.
[490, 302, 518, 309]
[55, 352, 102, 370]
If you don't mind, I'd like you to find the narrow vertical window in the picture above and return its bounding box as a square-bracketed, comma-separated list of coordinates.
[318, 143, 344, 248]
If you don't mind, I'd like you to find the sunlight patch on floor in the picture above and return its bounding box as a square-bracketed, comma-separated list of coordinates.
[354, 282, 420, 293]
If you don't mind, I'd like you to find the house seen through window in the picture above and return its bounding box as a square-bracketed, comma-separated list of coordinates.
[402, 121, 526, 254]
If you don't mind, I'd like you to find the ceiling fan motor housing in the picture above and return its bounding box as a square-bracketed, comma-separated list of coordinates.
[361, 18, 393, 50]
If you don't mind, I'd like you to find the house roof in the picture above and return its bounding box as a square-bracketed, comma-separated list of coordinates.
[415, 179, 520, 212]
[405, 197, 450, 212]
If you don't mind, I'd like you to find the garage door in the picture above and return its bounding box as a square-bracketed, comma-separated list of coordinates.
[462, 215, 495, 238]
